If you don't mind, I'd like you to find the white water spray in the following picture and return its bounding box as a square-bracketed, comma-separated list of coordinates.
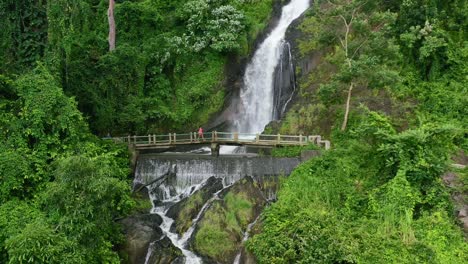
[141, 0, 310, 262]
[236, 0, 310, 133]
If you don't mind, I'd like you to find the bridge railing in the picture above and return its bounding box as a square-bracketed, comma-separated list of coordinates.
[112, 132, 330, 149]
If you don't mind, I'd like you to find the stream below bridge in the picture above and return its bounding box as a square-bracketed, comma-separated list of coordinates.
[131, 0, 311, 263]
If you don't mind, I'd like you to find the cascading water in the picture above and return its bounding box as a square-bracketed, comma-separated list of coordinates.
[139, 1, 310, 263]
[235, 0, 310, 133]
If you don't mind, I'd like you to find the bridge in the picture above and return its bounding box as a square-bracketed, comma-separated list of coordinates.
[112, 132, 330, 156]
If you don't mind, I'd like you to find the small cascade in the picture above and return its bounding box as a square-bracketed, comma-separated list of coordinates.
[273, 41, 296, 120]
[233, 214, 262, 264]
[135, 155, 300, 201]
[136, 155, 300, 263]
[137, 0, 310, 262]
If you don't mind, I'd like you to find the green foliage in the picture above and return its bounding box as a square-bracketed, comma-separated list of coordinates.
[194, 184, 256, 262]
[224, 192, 253, 229]
[395, 0, 467, 79]
[28, 0, 275, 135]
[0, 64, 133, 263]
[38, 155, 133, 263]
[178, 0, 245, 52]
[271, 143, 319, 157]
[0, 66, 88, 202]
[248, 116, 468, 262]
[194, 201, 239, 262]
[0, 0, 48, 72]
[0, 200, 44, 261]
[176, 192, 204, 234]
[378, 124, 461, 187]
[5, 220, 80, 264]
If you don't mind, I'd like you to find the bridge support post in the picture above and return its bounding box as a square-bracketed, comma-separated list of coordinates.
[211, 143, 220, 157]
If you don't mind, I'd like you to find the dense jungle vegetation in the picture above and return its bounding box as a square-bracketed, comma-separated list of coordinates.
[0, 0, 276, 262]
[249, 0, 468, 263]
[0, 0, 467, 263]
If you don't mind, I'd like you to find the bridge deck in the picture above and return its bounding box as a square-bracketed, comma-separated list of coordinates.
[112, 132, 331, 150]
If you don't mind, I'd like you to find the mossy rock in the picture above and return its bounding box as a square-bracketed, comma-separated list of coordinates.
[166, 177, 223, 235]
[193, 200, 241, 263]
[192, 176, 268, 263]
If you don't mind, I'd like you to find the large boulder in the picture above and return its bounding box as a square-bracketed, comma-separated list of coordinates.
[191, 176, 267, 263]
[146, 236, 184, 264]
[119, 214, 163, 264]
[166, 176, 223, 235]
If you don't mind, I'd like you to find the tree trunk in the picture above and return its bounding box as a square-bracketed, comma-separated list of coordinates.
[108, 0, 116, 51]
[341, 82, 354, 131]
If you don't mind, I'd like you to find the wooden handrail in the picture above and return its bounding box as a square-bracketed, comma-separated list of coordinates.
[110, 132, 331, 150]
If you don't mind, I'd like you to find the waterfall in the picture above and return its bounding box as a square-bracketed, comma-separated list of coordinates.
[136, 155, 300, 201]
[137, 155, 300, 264]
[235, 0, 310, 133]
[138, 1, 310, 263]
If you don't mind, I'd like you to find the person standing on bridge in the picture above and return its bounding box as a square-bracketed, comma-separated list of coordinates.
[198, 127, 204, 141]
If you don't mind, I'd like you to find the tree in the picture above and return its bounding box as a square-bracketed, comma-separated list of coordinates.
[301, 0, 399, 131]
[108, 0, 116, 51]
[178, 0, 245, 52]
[39, 155, 133, 263]
[0, 66, 88, 202]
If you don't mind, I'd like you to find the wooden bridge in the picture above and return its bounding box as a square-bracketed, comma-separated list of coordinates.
[112, 132, 330, 156]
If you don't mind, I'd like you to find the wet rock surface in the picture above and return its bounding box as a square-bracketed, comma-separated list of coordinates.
[191, 177, 268, 263]
[146, 236, 184, 264]
[166, 176, 224, 234]
[119, 214, 163, 264]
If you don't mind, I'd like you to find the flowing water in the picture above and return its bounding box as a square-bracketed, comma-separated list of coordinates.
[140, 0, 310, 262]
[137, 156, 300, 264]
[235, 0, 310, 133]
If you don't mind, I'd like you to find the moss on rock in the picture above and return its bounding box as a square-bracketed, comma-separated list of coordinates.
[192, 176, 268, 263]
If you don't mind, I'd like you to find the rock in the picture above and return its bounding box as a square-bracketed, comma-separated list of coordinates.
[192, 176, 267, 263]
[442, 171, 468, 236]
[133, 182, 150, 199]
[458, 207, 468, 232]
[219, 177, 268, 225]
[166, 176, 223, 235]
[119, 214, 163, 264]
[146, 236, 184, 264]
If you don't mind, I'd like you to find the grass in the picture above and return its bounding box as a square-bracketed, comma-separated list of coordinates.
[271, 143, 320, 157]
[130, 193, 152, 214]
[194, 202, 237, 261]
[224, 192, 253, 229]
[176, 192, 203, 234]
[193, 189, 255, 261]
